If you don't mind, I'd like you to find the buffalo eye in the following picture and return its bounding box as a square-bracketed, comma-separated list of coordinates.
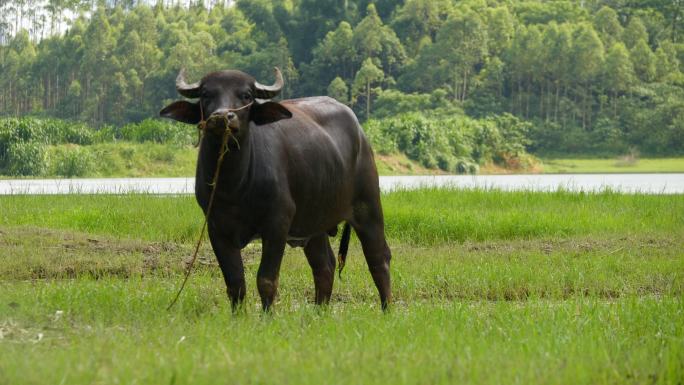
[241, 92, 252, 102]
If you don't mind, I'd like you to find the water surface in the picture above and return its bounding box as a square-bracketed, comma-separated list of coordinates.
[1, 174, 682, 195]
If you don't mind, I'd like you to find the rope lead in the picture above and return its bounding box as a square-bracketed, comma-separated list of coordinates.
[167, 124, 234, 311]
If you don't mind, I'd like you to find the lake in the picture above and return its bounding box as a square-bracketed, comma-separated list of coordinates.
[1, 174, 683, 195]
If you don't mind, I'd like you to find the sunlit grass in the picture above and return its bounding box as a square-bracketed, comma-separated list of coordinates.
[1, 189, 682, 244]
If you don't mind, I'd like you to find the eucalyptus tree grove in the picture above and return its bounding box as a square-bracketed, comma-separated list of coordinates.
[0, 0, 682, 155]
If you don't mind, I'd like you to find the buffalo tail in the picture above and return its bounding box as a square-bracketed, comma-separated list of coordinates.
[337, 223, 352, 278]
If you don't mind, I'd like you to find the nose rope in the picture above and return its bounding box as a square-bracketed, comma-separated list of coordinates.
[168, 100, 253, 310]
[194, 101, 253, 147]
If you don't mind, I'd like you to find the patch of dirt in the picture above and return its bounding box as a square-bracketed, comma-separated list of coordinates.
[425, 235, 682, 260]
[0, 226, 207, 280]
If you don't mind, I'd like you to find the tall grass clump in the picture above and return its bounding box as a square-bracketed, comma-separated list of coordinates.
[97, 118, 193, 145]
[49, 145, 96, 177]
[2, 141, 48, 176]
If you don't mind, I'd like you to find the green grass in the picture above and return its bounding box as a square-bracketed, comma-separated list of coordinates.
[1, 189, 681, 244]
[1, 189, 683, 384]
[1, 286, 681, 385]
[541, 157, 684, 173]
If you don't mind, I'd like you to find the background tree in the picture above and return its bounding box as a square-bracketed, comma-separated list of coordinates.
[352, 4, 405, 78]
[631, 38, 657, 82]
[623, 16, 648, 48]
[603, 42, 635, 117]
[593, 6, 623, 47]
[430, 8, 488, 101]
[353, 57, 383, 119]
[571, 23, 604, 129]
[327, 76, 349, 105]
[391, 0, 452, 56]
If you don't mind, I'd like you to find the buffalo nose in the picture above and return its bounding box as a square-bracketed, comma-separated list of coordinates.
[227, 112, 236, 120]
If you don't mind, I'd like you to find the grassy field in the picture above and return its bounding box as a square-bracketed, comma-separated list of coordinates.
[1, 189, 683, 384]
[541, 157, 684, 174]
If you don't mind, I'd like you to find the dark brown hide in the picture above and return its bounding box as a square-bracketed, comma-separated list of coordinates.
[160, 69, 391, 311]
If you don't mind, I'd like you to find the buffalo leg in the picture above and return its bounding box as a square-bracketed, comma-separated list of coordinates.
[352, 202, 392, 310]
[303, 234, 336, 305]
[257, 234, 287, 311]
[208, 224, 246, 311]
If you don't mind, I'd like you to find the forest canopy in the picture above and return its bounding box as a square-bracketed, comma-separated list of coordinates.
[0, 0, 683, 156]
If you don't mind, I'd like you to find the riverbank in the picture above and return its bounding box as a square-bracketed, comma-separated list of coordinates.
[1, 143, 684, 178]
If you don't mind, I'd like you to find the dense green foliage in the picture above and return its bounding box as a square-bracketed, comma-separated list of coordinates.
[0, 117, 192, 176]
[365, 112, 535, 172]
[0, 0, 683, 156]
[0, 115, 537, 175]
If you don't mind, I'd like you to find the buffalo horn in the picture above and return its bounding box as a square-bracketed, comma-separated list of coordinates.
[175, 68, 201, 98]
[253, 67, 284, 99]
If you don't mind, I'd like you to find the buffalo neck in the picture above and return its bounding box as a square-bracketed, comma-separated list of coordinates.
[196, 127, 253, 202]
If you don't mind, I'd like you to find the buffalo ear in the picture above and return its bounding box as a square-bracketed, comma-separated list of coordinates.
[250, 101, 292, 125]
[159, 101, 201, 124]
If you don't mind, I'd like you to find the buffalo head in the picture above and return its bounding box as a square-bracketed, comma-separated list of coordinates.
[159, 67, 292, 135]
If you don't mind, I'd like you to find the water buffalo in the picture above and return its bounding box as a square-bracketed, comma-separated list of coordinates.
[160, 67, 391, 311]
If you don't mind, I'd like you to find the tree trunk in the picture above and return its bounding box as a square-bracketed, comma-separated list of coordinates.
[44, 76, 49, 109]
[366, 79, 370, 119]
[15, 7, 20, 36]
[525, 83, 530, 119]
[55, 74, 60, 109]
[517, 77, 523, 116]
[453, 71, 459, 101]
[462, 68, 468, 101]
[539, 81, 544, 118]
[554, 82, 560, 123]
[671, 5, 680, 43]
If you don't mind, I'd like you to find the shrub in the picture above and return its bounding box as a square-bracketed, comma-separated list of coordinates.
[120, 119, 194, 144]
[50, 145, 95, 177]
[3, 141, 48, 176]
[362, 112, 534, 173]
[363, 119, 398, 155]
[0, 117, 93, 145]
[42, 119, 94, 145]
[364, 113, 472, 172]
[0, 117, 91, 176]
